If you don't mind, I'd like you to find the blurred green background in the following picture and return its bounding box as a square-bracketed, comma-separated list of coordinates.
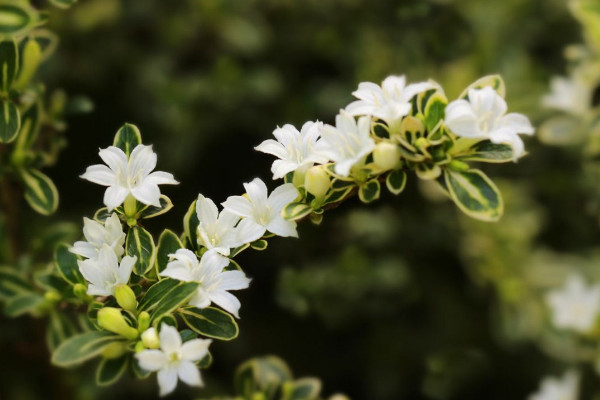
[2, 0, 597, 399]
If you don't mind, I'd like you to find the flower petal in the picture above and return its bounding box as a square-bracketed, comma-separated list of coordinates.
[177, 360, 203, 387]
[181, 338, 212, 362]
[266, 217, 298, 238]
[268, 183, 298, 211]
[80, 165, 116, 186]
[222, 196, 253, 217]
[104, 186, 129, 211]
[157, 366, 178, 396]
[132, 183, 161, 207]
[98, 146, 128, 173]
[209, 290, 242, 318]
[196, 194, 219, 227]
[218, 270, 251, 291]
[159, 324, 182, 354]
[135, 350, 168, 372]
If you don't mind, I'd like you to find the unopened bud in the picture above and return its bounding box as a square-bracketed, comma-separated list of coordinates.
[373, 142, 400, 170]
[73, 283, 93, 303]
[115, 284, 137, 312]
[44, 291, 61, 303]
[304, 166, 330, 200]
[101, 341, 127, 359]
[123, 194, 138, 218]
[138, 311, 151, 332]
[98, 307, 139, 340]
[448, 160, 469, 171]
[141, 327, 161, 349]
[134, 341, 145, 353]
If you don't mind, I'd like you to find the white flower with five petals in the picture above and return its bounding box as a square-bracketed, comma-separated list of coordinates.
[444, 87, 534, 160]
[528, 370, 579, 400]
[546, 274, 600, 333]
[80, 144, 178, 211]
[222, 178, 299, 239]
[135, 324, 211, 396]
[159, 249, 251, 318]
[345, 75, 437, 124]
[542, 75, 592, 116]
[255, 121, 330, 179]
[319, 111, 375, 177]
[77, 244, 136, 296]
[70, 213, 125, 260]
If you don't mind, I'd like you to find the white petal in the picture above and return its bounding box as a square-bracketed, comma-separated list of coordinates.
[104, 186, 129, 211]
[255, 139, 288, 159]
[98, 244, 119, 270]
[70, 242, 98, 259]
[490, 131, 524, 160]
[209, 290, 242, 318]
[243, 178, 269, 206]
[160, 264, 194, 282]
[345, 101, 377, 117]
[196, 194, 219, 226]
[132, 183, 161, 207]
[129, 145, 157, 178]
[78, 259, 104, 286]
[118, 255, 137, 283]
[145, 171, 178, 186]
[268, 183, 298, 211]
[222, 196, 253, 217]
[135, 350, 168, 372]
[159, 324, 182, 354]
[80, 165, 116, 186]
[189, 287, 212, 309]
[333, 159, 356, 177]
[98, 146, 128, 173]
[82, 217, 106, 246]
[218, 270, 251, 291]
[500, 113, 535, 135]
[271, 159, 299, 180]
[235, 218, 266, 244]
[272, 126, 296, 146]
[87, 284, 111, 297]
[181, 339, 212, 362]
[266, 217, 298, 238]
[157, 367, 178, 396]
[177, 361, 203, 387]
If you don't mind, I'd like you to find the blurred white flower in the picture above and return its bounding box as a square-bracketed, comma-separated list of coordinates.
[135, 324, 211, 397]
[81, 144, 178, 211]
[542, 76, 591, 116]
[319, 111, 375, 177]
[345, 75, 436, 124]
[160, 249, 251, 318]
[70, 213, 125, 260]
[528, 370, 579, 400]
[222, 178, 299, 239]
[255, 121, 330, 179]
[77, 244, 136, 296]
[546, 274, 600, 333]
[445, 87, 534, 160]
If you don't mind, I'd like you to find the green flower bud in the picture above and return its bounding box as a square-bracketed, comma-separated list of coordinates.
[141, 327, 160, 349]
[448, 160, 470, 171]
[101, 341, 127, 359]
[123, 194, 138, 218]
[97, 307, 139, 340]
[304, 166, 330, 200]
[44, 291, 61, 303]
[134, 340, 145, 353]
[138, 311, 151, 332]
[373, 142, 400, 170]
[115, 284, 137, 312]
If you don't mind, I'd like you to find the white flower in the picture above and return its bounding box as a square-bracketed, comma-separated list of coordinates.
[70, 213, 125, 260]
[80, 144, 178, 211]
[546, 274, 600, 333]
[135, 324, 211, 397]
[77, 244, 136, 296]
[542, 75, 592, 116]
[221, 178, 299, 239]
[195, 194, 259, 256]
[255, 121, 330, 179]
[528, 370, 579, 400]
[319, 111, 375, 177]
[345, 75, 437, 124]
[444, 86, 534, 160]
[159, 249, 251, 318]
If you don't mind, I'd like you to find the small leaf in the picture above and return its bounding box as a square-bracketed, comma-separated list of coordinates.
[424, 93, 447, 133]
[29, 29, 58, 61]
[49, 0, 78, 9]
[47, 310, 77, 352]
[358, 180, 380, 203]
[138, 278, 180, 311]
[0, 266, 32, 299]
[459, 75, 506, 99]
[55, 243, 85, 285]
[155, 229, 183, 274]
[183, 199, 200, 250]
[12, 100, 41, 154]
[0, 100, 20, 143]
[323, 187, 353, 205]
[283, 378, 322, 400]
[456, 141, 514, 163]
[93, 207, 112, 223]
[444, 168, 503, 222]
[113, 123, 142, 156]
[180, 307, 239, 341]
[0, 1, 39, 37]
[386, 170, 407, 195]
[52, 331, 123, 367]
[139, 195, 173, 219]
[150, 282, 199, 323]
[4, 292, 45, 317]
[250, 239, 268, 251]
[21, 168, 59, 215]
[96, 355, 128, 386]
[126, 226, 156, 275]
[282, 202, 312, 221]
[0, 38, 18, 92]
[14, 37, 41, 89]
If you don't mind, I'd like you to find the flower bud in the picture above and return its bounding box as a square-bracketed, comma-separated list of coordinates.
[373, 142, 400, 170]
[134, 341, 145, 353]
[123, 194, 138, 218]
[101, 341, 127, 359]
[448, 160, 469, 171]
[115, 284, 137, 312]
[97, 307, 139, 340]
[137, 311, 151, 332]
[73, 283, 93, 303]
[141, 327, 160, 349]
[304, 166, 330, 200]
[44, 291, 61, 303]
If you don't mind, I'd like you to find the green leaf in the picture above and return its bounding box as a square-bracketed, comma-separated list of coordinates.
[47, 310, 77, 352]
[323, 187, 353, 205]
[13, 99, 41, 151]
[0, 38, 18, 92]
[21, 168, 59, 215]
[0, 100, 20, 143]
[180, 307, 239, 341]
[131, 354, 151, 379]
[52, 331, 124, 367]
[358, 179, 380, 203]
[456, 141, 514, 163]
[283, 378, 322, 400]
[93, 207, 112, 223]
[424, 93, 447, 134]
[96, 355, 128, 386]
[385, 170, 407, 195]
[0, 1, 39, 37]
[250, 239, 268, 251]
[282, 202, 313, 221]
[444, 168, 503, 222]
[35, 270, 70, 294]
[459, 75, 505, 99]
[155, 229, 183, 274]
[183, 199, 200, 250]
[139, 195, 173, 219]
[55, 243, 85, 285]
[138, 278, 180, 311]
[30, 29, 58, 61]
[126, 226, 156, 275]
[4, 292, 45, 317]
[49, 0, 78, 9]
[235, 356, 293, 398]
[113, 123, 142, 156]
[150, 282, 199, 323]
[0, 266, 32, 299]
